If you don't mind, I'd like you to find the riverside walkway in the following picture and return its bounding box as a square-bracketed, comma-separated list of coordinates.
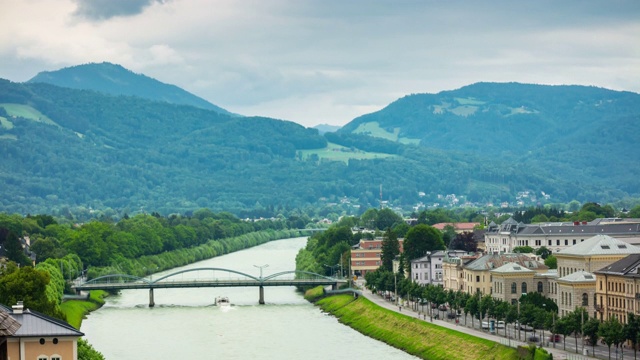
[355, 283, 605, 360]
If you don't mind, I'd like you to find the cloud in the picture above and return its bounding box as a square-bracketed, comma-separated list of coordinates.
[72, 0, 168, 20]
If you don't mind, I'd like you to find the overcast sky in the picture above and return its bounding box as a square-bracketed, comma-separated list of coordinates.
[1, 0, 639, 127]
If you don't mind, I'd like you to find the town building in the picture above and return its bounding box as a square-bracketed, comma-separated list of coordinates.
[489, 262, 557, 304]
[461, 253, 548, 295]
[484, 217, 640, 254]
[442, 252, 481, 292]
[432, 222, 480, 233]
[552, 234, 640, 318]
[410, 250, 468, 286]
[0, 302, 83, 360]
[593, 254, 640, 324]
[351, 238, 404, 278]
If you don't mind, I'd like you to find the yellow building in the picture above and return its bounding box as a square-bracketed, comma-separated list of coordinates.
[1, 302, 83, 360]
[462, 253, 547, 295]
[594, 253, 640, 324]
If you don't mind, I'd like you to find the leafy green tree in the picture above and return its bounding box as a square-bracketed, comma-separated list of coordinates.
[441, 225, 457, 247]
[530, 214, 549, 223]
[583, 317, 600, 354]
[403, 224, 445, 266]
[380, 228, 399, 271]
[465, 292, 480, 328]
[376, 208, 403, 230]
[628, 205, 640, 219]
[479, 294, 494, 327]
[624, 313, 640, 360]
[0, 264, 63, 320]
[449, 231, 477, 252]
[2, 230, 32, 266]
[30, 236, 68, 263]
[535, 246, 552, 259]
[513, 246, 534, 254]
[545, 255, 557, 269]
[78, 338, 105, 360]
[599, 316, 625, 360]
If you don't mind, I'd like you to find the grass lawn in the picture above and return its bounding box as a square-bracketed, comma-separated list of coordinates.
[316, 294, 519, 360]
[0, 103, 59, 126]
[352, 121, 420, 144]
[60, 291, 107, 329]
[298, 142, 396, 163]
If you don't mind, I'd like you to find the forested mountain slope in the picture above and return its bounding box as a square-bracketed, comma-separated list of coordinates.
[28, 62, 235, 116]
[0, 76, 636, 218]
[339, 82, 640, 196]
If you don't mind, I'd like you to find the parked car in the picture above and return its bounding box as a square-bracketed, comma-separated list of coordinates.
[447, 312, 457, 319]
[481, 321, 489, 329]
[438, 304, 448, 311]
[515, 322, 534, 331]
[528, 336, 539, 342]
[549, 334, 562, 343]
[496, 321, 505, 329]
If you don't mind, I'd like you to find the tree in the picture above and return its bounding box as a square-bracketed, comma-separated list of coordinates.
[535, 246, 552, 260]
[0, 265, 63, 319]
[624, 313, 640, 360]
[403, 224, 445, 266]
[376, 208, 403, 230]
[599, 316, 625, 360]
[441, 225, 457, 247]
[380, 228, 399, 271]
[513, 246, 534, 254]
[465, 293, 480, 328]
[545, 255, 557, 269]
[479, 294, 494, 327]
[583, 317, 600, 355]
[450, 231, 477, 252]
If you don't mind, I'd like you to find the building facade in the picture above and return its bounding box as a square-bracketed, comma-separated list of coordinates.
[1, 302, 83, 360]
[462, 253, 548, 295]
[410, 250, 468, 286]
[594, 254, 640, 324]
[351, 238, 404, 277]
[484, 218, 640, 254]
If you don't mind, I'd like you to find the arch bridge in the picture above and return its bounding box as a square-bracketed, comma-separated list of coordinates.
[72, 268, 346, 306]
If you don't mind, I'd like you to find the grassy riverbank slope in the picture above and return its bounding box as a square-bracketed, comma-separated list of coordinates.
[315, 293, 519, 360]
[60, 290, 107, 329]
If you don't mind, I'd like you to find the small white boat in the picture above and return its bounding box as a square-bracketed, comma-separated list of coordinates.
[215, 296, 231, 309]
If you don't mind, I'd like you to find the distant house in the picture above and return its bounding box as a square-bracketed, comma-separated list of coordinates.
[351, 238, 404, 277]
[432, 222, 479, 233]
[0, 302, 83, 360]
[410, 250, 468, 286]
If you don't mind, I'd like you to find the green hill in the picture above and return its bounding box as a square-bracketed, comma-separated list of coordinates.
[28, 62, 235, 116]
[0, 74, 637, 218]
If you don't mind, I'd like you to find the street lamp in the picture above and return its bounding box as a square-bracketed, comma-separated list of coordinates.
[254, 264, 269, 279]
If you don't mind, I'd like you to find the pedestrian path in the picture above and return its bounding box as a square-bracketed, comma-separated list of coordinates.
[356, 286, 596, 360]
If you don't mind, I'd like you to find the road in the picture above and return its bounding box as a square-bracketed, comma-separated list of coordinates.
[355, 283, 628, 360]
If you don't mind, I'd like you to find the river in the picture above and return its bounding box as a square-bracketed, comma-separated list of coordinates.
[81, 237, 418, 359]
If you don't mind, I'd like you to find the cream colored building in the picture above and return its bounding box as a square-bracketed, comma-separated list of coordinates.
[556, 271, 596, 317]
[443, 253, 480, 292]
[594, 253, 640, 324]
[485, 217, 640, 254]
[1, 302, 83, 360]
[462, 253, 548, 295]
[490, 262, 536, 304]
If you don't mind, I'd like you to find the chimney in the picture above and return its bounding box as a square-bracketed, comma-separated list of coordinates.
[12, 301, 24, 314]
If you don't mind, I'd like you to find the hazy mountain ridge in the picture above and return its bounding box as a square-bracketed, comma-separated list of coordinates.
[0, 69, 637, 217]
[28, 62, 235, 116]
[339, 82, 640, 194]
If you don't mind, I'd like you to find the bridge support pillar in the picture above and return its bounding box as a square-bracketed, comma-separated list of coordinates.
[259, 286, 265, 305]
[149, 288, 155, 308]
[331, 283, 338, 291]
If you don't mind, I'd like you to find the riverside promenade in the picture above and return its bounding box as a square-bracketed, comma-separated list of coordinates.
[356, 283, 596, 360]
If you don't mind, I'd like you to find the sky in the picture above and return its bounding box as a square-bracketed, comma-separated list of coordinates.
[1, 0, 639, 128]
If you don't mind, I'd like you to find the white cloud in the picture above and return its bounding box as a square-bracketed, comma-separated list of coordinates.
[0, 0, 638, 126]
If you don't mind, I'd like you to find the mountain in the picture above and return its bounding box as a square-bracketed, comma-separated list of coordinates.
[339, 82, 640, 199]
[0, 73, 637, 218]
[28, 62, 235, 116]
[313, 124, 341, 134]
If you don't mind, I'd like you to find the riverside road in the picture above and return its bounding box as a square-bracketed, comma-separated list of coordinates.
[357, 282, 625, 360]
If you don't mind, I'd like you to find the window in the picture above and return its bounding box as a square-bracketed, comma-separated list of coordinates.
[38, 357, 48, 360]
[52, 357, 61, 360]
[511, 282, 517, 294]
[521, 282, 527, 294]
[582, 293, 588, 306]
[476, 275, 480, 282]
[537, 281, 543, 293]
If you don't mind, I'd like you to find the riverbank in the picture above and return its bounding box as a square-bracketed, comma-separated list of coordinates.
[310, 291, 519, 360]
[62, 230, 309, 329]
[60, 290, 107, 329]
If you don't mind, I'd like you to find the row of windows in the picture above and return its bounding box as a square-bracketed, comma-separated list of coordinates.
[38, 356, 61, 360]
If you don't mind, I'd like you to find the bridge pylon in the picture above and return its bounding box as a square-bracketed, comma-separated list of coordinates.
[259, 286, 265, 305]
[149, 288, 155, 307]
